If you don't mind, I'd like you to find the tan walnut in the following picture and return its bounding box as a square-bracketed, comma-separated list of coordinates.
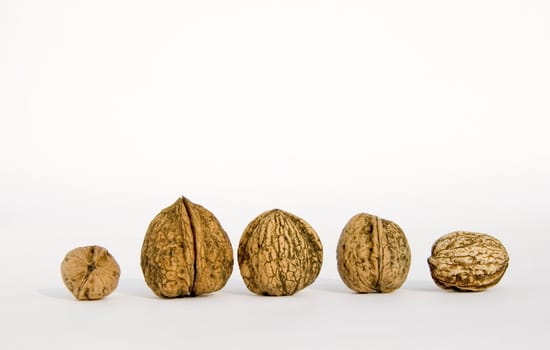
[428, 231, 509, 291]
[141, 196, 234, 298]
[337, 213, 411, 293]
[61, 245, 120, 300]
[238, 209, 323, 296]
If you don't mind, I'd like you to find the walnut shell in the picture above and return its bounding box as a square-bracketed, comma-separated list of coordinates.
[238, 209, 323, 296]
[337, 213, 411, 293]
[60, 245, 120, 300]
[140, 196, 234, 298]
[428, 231, 509, 291]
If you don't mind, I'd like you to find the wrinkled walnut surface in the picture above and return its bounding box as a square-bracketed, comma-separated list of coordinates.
[238, 209, 323, 296]
[428, 231, 509, 291]
[141, 197, 234, 298]
[337, 213, 411, 293]
[61, 245, 120, 300]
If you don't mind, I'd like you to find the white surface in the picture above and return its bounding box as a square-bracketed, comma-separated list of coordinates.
[6, 278, 550, 349]
[1, 0, 549, 349]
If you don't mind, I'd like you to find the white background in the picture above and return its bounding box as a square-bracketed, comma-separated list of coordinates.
[1, 0, 549, 349]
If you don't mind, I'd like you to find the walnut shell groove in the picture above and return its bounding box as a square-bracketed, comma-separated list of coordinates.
[60, 245, 120, 300]
[428, 231, 509, 291]
[238, 209, 323, 296]
[141, 197, 234, 298]
[337, 213, 411, 293]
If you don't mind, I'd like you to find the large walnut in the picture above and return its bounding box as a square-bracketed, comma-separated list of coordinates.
[141, 196, 234, 298]
[337, 213, 411, 293]
[61, 245, 120, 300]
[428, 231, 509, 291]
[238, 209, 323, 296]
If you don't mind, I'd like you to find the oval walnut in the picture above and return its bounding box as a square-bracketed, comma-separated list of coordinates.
[337, 213, 411, 293]
[428, 231, 509, 291]
[140, 196, 234, 298]
[238, 209, 323, 296]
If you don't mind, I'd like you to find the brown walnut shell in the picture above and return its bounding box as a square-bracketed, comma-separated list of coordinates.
[238, 209, 323, 296]
[60, 245, 120, 300]
[140, 196, 234, 298]
[428, 231, 509, 292]
[337, 213, 411, 293]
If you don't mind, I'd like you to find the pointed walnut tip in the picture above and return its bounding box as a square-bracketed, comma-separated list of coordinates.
[265, 208, 285, 215]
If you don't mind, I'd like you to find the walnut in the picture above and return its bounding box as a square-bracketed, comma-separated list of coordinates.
[428, 231, 509, 291]
[141, 196, 234, 298]
[336, 213, 411, 293]
[60, 245, 120, 300]
[237, 209, 323, 296]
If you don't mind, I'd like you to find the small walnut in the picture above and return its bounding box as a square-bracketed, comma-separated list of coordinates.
[238, 209, 323, 296]
[60, 245, 120, 300]
[337, 213, 411, 293]
[141, 196, 234, 298]
[428, 231, 509, 291]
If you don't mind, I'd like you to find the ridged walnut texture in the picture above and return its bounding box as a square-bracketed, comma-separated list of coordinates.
[140, 197, 234, 298]
[60, 245, 120, 300]
[238, 209, 323, 296]
[337, 213, 411, 293]
[428, 231, 509, 292]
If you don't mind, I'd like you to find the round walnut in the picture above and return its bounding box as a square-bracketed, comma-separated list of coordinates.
[337, 213, 411, 293]
[238, 209, 323, 296]
[60, 245, 120, 300]
[428, 231, 509, 292]
[141, 196, 234, 298]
